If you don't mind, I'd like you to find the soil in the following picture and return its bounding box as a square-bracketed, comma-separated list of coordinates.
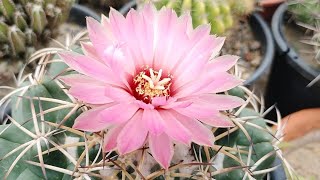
[284, 130, 320, 179]
[222, 20, 263, 82]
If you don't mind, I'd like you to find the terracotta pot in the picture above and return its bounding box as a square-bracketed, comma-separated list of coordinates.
[259, 0, 284, 22]
[279, 108, 320, 141]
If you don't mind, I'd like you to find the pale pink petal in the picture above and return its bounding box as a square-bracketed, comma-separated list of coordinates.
[104, 125, 124, 152]
[142, 109, 165, 135]
[149, 133, 173, 169]
[199, 113, 234, 127]
[159, 110, 192, 145]
[59, 74, 104, 86]
[73, 105, 112, 132]
[208, 55, 239, 72]
[153, 8, 190, 70]
[171, 111, 214, 146]
[100, 103, 139, 124]
[59, 52, 125, 87]
[173, 72, 242, 98]
[173, 101, 218, 119]
[198, 94, 244, 110]
[172, 33, 216, 87]
[117, 110, 148, 154]
[151, 96, 167, 107]
[87, 17, 115, 59]
[69, 85, 113, 104]
[109, 8, 127, 40]
[105, 86, 135, 102]
[211, 37, 225, 57]
[135, 100, 155, 109]
[80, 42, 102, 62]
[197, 73, 243, 94]
[160, 100, 192, 109]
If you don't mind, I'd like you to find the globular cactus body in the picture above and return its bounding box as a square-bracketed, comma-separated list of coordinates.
[214, 108, 276, 179]
[145, 0, 255, 34]
[0, 0, 74, 61]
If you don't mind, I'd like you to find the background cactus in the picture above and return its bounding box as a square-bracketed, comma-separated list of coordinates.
[288, 0, 320, 71]
[0, 32, 292, 179]
[288, 0, 320, 27]
[0, 0, 74, 61]
[139, 0, 256, 34]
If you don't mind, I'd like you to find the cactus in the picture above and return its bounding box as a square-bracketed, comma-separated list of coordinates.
[288, 0, 320, 27]
[0, 30, 295, 179]
[139, 0, 256, 34]
[0, 0, 74, 61]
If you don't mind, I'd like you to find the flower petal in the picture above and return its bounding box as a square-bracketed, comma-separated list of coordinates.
[80, 42, 102, 62]
[69, 85, 113, 104]
[208, 55, 239, 73]
[149, 133, 173, 169]
[173, 101, 218, 119]
[159, 110, 192, 145]
[59, 52, 124, 87]
[199, 113, 234, 127]
[117, 110, 148, 154]
[142, 109, 165, 135]
[99, 103, 139, 125]
[73, 105, 112, 132]
[171, 111, 214, 146]
[198, 94, 244, 110]
[104, 125, 124, 152]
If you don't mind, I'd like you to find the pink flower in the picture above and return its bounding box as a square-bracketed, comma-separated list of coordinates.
[59, 5, 244, 169]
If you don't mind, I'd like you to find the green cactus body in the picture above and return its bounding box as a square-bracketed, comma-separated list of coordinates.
[145, 0, 255, 35]
[214, 108, 276, 180]
[0, 0, 74, 61]
[0, 58, 82, 179]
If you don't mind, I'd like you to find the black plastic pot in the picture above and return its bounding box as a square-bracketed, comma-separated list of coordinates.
[266, 3, 320, 119]
[119, 1, 275, 86]
[69, 4, 101, 25]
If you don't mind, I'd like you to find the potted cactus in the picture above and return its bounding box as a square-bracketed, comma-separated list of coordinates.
[0, 0, 102, 91]
[0, 4, 291, 179]
[134, 0, 275, 87]
[266, 0, 320, 119]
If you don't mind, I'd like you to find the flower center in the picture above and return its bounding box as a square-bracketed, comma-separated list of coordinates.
[133, 67, 172, 103]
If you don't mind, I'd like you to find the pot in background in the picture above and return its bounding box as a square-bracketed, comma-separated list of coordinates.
[259, 0, 285, 22]
[265, 3, 320, 120]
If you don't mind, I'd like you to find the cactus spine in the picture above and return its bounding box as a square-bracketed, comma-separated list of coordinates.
[0, 0, 74, 61]
[142, 0, 256, 35]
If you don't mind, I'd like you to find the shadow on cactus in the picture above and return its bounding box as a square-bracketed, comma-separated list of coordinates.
[0, 4, 295, 180]
[0, 0, 74, 61]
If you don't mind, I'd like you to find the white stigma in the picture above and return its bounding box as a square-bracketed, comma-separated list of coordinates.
[142, 68, 171, 90]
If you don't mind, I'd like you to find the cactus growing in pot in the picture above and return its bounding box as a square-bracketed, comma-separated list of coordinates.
[0, 5, 293, 180]
[138, 0, 256, 34]
[0, 0, 74, 61]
